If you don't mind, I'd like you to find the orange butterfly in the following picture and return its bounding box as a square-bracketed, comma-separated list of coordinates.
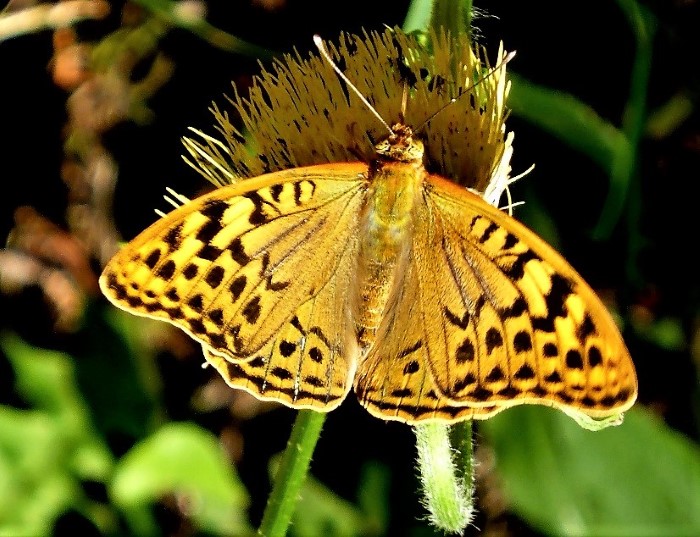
[100, 29, 637, 425]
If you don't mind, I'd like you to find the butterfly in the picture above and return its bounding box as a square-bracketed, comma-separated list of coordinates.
[99, 31, 637, 425]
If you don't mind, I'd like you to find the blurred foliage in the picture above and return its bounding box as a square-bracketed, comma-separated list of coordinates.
[1, 0, 699, 536]
[481, 406, 700, 536]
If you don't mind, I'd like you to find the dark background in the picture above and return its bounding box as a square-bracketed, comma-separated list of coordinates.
[1, 1, 698, 535]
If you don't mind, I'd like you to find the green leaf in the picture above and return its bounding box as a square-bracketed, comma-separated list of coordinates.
[2, 331, 88, 420]
[508, 73, 628, 172]
[0, 333, 114, 535]
[0, 408, 83, 535]
[111, 422, 251, 536]
[480, 406, 700, 536]
[73, 307, 157, 446]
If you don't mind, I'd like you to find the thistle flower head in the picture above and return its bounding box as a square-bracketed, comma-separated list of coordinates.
[183, 27, 513, 205]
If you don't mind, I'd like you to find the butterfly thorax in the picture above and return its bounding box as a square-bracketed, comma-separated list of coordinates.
[355, 124, 426, 352]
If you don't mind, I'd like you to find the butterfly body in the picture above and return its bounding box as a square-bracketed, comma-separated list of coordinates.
[355, 125, 425, 350]
[101, 123, 636, 424]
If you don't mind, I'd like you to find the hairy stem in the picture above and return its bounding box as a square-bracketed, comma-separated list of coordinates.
[414, 421, 475, 534]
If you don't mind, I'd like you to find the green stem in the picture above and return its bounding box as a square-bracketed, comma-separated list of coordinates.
[432, 0, 473, 38]
[403, 0, 473, 40]
[593, 0, 655, 240]
[449, 420, 474, 486]
[257, 410, 326, 537]
[414, 421, 475, 534]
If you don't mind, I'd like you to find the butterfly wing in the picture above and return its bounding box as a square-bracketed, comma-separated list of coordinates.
[100, 163, 367, 411]
[199, 217, 362, 408]
[353, 253, 505, 423]
[355, 173, 637, 423]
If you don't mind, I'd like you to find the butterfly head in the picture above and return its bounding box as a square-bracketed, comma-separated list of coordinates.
[374, 123, 424, 164]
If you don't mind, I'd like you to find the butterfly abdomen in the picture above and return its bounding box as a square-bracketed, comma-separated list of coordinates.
[354, 157, 425, 351]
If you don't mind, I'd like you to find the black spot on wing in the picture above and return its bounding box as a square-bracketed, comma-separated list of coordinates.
[513, 331, 533, 353]
[453, 373, 477, 393]
[445, 308, 470, 329]
[242, 191, 268, 225]
[230, 275, 247, 302]
[271, 367, 292, 380]
[543, 342, 559, 357]
[145, 249, 161, 269]
[188, 318, 207, 335]
[200, 199, 228, 221]
[500, 297, 527, 319]
[456, 339, 475, 363]
[165, 288, 179, 301]
[531, 274, 574, 333]
[309, 347, 323, 364]
[588, 346, 603, 367]
[196, 219, 223, 243]
[242, 296, 262, 324]
[209, 333, 226, 348]
[514, 364, 535, 380]
[565, 349, 584, 370]
[305, 376, 325, 388]
[544, 371, 562, 383]
[188, 294, 204, 312]
[485, 366, 505, 382]
[291, 316, 307, 336]
[293, 182, 304, 205]
[502, 250, 540, 280]
[478, 221, 498, 243]
[197, 244, 222, 261]
[469, 386, 494, 401]
[279, 341, 297, 357]
[403, 360, 420, 375]
[183, 263, 198, 280]
[163, 223, 184, 250]
[309, 326, 331, 350]
[503, 232, 518, 250]
[399, 341, 422, 358]
[156, 260, 176, 280]
[270, 184, 283, 202]
[485, 328, 503, 354]
[205, 266, 225, 289]
[577, 313, 597, 341]
[228, 238, 250, 265]
[208, 308, 224, 325]
[497, 386, 520, 398]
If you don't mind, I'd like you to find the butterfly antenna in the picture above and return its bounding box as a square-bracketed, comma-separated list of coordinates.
[415, 50, 517, 134]
[313, 35, 394, 136]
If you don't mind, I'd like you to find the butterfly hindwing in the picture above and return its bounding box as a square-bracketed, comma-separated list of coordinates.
[353, 250, 507, 423]
[100, 163, 368, 410]
[202, 223, 361, 409]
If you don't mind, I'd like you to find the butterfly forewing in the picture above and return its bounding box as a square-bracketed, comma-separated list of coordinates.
[100, 164, 367, 409]
[421, 175, 636, 416]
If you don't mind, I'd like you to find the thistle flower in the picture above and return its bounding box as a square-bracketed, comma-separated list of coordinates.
[183, 27, 513, 207]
